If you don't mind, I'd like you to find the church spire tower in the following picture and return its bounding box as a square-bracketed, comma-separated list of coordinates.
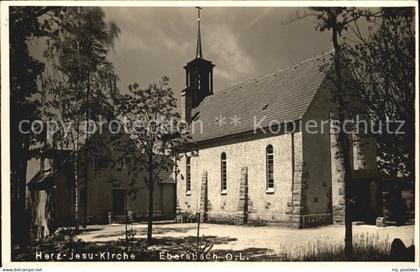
[196, 7, 203, 58]
[182, 7, 215, 111]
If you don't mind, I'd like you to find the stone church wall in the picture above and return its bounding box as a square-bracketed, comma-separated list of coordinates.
[177, 131, 303, 226]
[301, 81, 334, 227]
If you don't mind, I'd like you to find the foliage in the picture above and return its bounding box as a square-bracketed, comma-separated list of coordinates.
[180, 234, 214, 259]
[307, 7, 359, 258]
[9, 7, 120, 243]
[308, 7, 415, 178]
[44, 7, 120, 140]
[341, 8, 415, 178]
[302, 7, 415, 258]
[115, 76, 194, 244]
[120, 223, 144, 252]
[9, 6, 62, 248]
[42, 7, 120, 228]
[125, 224, 137, 243]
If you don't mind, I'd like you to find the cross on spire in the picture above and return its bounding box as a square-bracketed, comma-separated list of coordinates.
[196, 7, 203, 59]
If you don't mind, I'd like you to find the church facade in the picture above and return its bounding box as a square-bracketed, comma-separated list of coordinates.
[175, 11, 410, 228]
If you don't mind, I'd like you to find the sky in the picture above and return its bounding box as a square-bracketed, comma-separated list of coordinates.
[27, 6, 335, 180]
[102, 7, 333, 97]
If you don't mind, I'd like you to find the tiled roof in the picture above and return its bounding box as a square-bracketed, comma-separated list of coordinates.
[190, 50, 334, 142]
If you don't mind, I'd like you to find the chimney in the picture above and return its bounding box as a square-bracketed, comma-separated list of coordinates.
[181, 87, 192, 124]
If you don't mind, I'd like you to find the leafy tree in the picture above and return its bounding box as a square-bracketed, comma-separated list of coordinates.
[341, 8, 415, 179]
[292, 7, 414, 258]
[116, 76, 192, 245]
[309, 7, 360, 257]
[43, 7, 120, 229]
[9, 6, 58, 249]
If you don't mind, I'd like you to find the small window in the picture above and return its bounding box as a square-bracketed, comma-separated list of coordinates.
[266, 145, 274, 191]
[221, 152, 227, 193]
[186, 157, 191, 193]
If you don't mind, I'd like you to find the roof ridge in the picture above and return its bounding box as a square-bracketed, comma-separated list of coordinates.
[208, 49, 335, 99]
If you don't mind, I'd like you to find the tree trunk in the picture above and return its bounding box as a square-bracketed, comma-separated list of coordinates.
[332, 25, 353, 258]
[74, 151, 79, 230]
[12, 136, 30, 249]
[146, 153, 154, 245]
[83, 150, 88, 229]
[83, 71, 91, 229]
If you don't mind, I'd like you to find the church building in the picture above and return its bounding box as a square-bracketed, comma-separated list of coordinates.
[175, 9, 411, 228]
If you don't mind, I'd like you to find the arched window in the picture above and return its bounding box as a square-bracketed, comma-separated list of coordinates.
[186, 157, 191, 193]
[266, 145, 274, 190]
[221, 152, 227, 192]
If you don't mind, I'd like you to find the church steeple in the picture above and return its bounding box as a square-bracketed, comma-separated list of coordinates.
[196, 7, 203, 59]
[182, 7, 215, 110]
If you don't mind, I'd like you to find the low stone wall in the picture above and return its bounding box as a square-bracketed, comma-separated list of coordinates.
[247, 216, 295, 227]
[301, 213, 332, 228]
[178, 210, 332, 228]
[207, 211, 246, 225]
